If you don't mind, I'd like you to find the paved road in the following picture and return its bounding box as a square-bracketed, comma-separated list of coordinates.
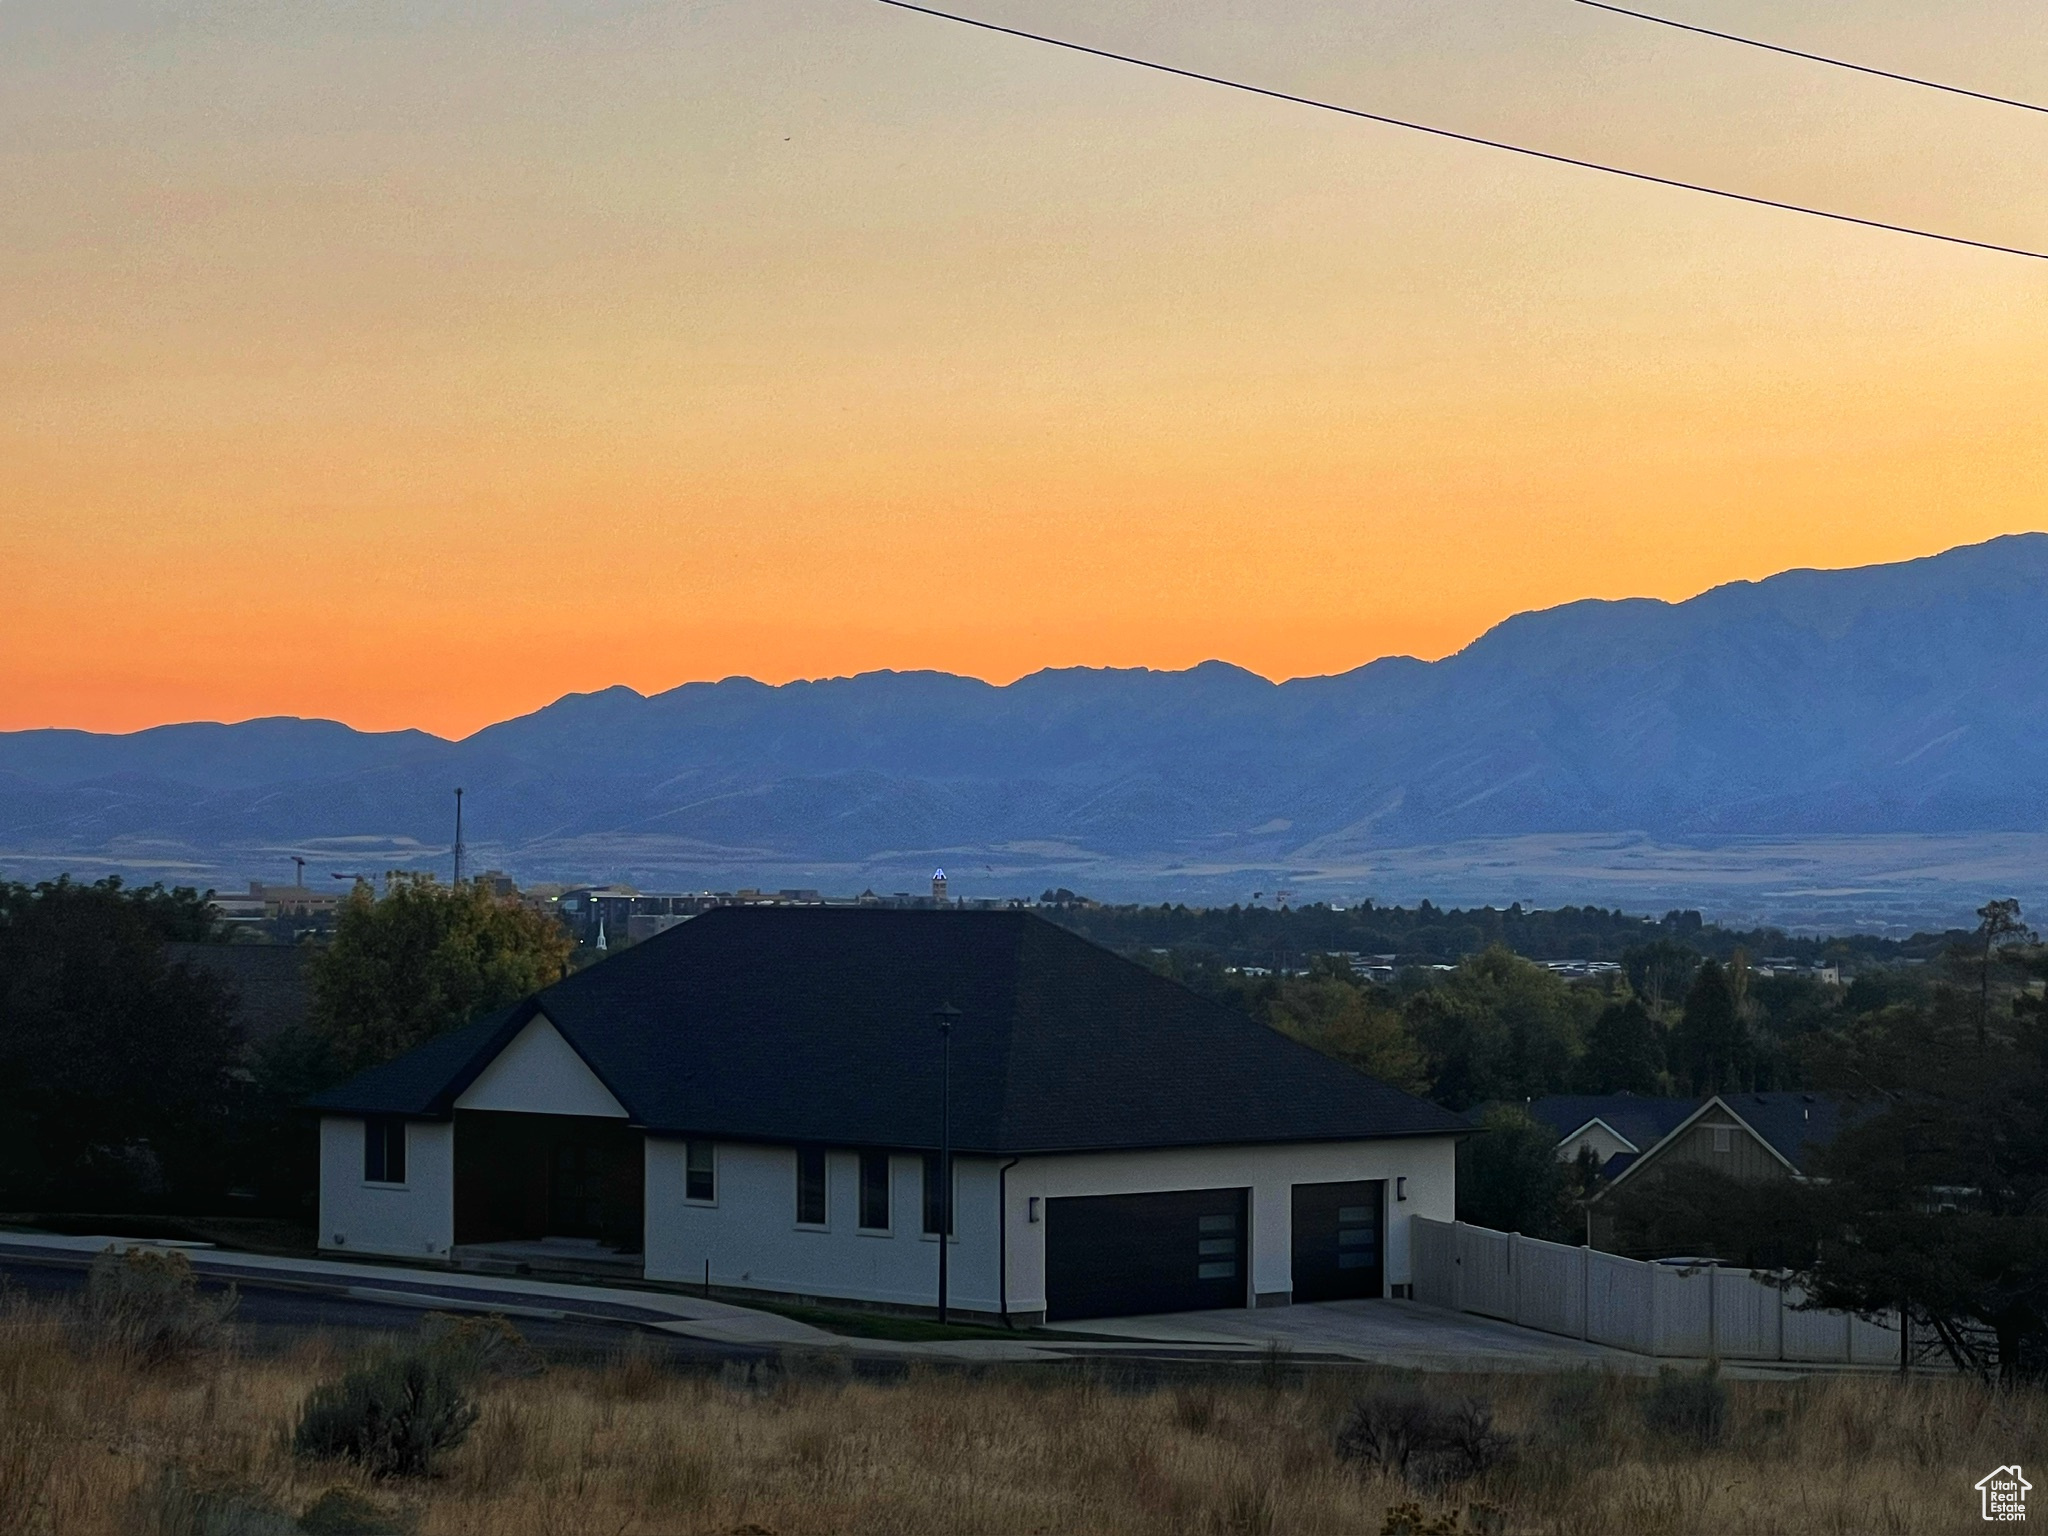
[0, 1244, 787, 1366]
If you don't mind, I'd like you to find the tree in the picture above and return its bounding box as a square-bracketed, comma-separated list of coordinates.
[1577, 998, 1664, 1094]
[0, 878, 241, 1207]
[1628, 942, 2048, 1381]
[1964, 898, 2035, 1044]
[1672, 959, 1749, 1094]
[311, 875, 574, 1073]
[1456, 1105, 1584, 1242]
[1404, 946, 1591, 1108]
[1621, 939, 1700, 1015]
[1796, 978, 2048, 1381]
[1266, 976, 1429, 1095]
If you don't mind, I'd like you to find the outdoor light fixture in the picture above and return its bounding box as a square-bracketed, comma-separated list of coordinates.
[1396, 1177, 1407, 1202]
[1028, 1196, 1041, 1223]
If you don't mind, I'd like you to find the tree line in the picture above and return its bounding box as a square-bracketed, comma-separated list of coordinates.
[1042, 898, 1943, 969]
[0, 875, 569, 1215]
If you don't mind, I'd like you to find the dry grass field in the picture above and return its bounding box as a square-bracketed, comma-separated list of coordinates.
[1, 1292, 2042, 1536]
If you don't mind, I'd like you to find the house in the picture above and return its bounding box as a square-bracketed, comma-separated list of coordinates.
[1585, 1091, 1852, 1250]
[308, 908, 1466, 1322]
[1523, 1093, 1702, 1179]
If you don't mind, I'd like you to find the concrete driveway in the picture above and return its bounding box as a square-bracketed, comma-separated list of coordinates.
[1050, 1298, 1664, 1374]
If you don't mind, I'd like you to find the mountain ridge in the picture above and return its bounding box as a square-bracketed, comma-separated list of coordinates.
[3, 535, 2045, 897]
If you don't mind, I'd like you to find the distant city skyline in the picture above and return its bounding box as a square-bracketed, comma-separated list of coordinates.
[5, 2, 2045, 736]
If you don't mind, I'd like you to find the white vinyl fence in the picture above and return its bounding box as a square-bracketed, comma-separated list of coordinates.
[1410, 1217, 1901, 1365]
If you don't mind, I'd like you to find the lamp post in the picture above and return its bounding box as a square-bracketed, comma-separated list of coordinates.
[935, 1002, 959, 1324]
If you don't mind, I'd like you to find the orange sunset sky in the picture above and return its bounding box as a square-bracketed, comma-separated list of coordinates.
[3, 0, 2045, 740]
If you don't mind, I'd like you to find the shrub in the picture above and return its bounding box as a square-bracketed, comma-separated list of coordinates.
[293, 1351, 480, 1478]
[1336, 1393, 1514, 1490]
[1642, 1363, 1728, 1448]
[83, 1246, 235, 1364]
[417, 1313, 542, 1382]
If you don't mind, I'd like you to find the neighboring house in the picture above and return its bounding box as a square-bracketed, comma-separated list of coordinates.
[1523, 1093, 1702, 1180]
[307, 908, 1466, 1323]
[1586, 1091, 1851, 1251]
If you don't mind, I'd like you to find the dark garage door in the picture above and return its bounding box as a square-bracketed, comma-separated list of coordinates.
[1045, 1188, 1249, 1322]
[1291, 1180, 1383, 1303]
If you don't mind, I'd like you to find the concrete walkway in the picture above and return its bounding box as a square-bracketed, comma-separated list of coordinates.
[1049, 1297, 1656, 1373]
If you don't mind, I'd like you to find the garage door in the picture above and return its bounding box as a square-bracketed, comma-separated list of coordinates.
[1044, 1188, 1249, 1322]
[1290, 1179, 1383, 1303]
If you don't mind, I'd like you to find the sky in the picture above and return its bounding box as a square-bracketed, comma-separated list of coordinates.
[3, 0, 2045, 740]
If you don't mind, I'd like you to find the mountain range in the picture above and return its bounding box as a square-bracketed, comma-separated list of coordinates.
[4, 535, 2046, 915]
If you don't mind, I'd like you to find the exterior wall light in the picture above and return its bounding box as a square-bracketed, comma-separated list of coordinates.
[1396, 1177, 1407, 1202]
[1027, 1196, 1041, 1223]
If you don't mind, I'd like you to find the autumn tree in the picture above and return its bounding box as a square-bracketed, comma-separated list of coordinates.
[311, 875, 573, 1072]
[1266, 974, 1429, 1096]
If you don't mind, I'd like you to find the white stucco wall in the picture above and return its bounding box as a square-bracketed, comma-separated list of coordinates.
[318, 1116, 455, 1260]
[454, 1013, 625, 1118]
[644, 1141, 1002, 1311]
[1004, 1137, 1458, 1311]
[644, 1134, 1456, 1315]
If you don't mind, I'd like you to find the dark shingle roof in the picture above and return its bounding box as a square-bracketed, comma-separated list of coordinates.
[306, 1011, 521, 1117]
[309, 909, 1467, 1153]
[1525, 1093, 1701, 1153]
[1718, 1091, 1850, 1173]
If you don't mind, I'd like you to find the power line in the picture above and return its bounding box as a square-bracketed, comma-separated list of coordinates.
[1575, 0, 2048, 117]
[872, 0, 2048, 262]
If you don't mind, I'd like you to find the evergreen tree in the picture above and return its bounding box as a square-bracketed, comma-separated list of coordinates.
[1578, 997, 1663, 1093]
[1674, 959, 1748, 1093]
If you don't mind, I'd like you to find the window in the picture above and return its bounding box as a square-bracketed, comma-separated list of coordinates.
[859, 1152, 891, 1230]
[1711, 1125, 1733, 1154]
[363, 1118, 406, 1184]
[922, 1152, 953, 1236]
[796, 1147, 827, 1225]
[685, 1141, 715, 1202]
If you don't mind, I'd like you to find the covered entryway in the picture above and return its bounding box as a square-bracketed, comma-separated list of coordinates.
[1044, 1187, 1248, 1321]
[1291, 1178, 1383, 1302]
[454, 1110, 644, 1257]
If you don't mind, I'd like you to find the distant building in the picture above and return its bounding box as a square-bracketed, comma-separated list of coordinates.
[554, 886, 833, 949]
[220, 882, 345, 920]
